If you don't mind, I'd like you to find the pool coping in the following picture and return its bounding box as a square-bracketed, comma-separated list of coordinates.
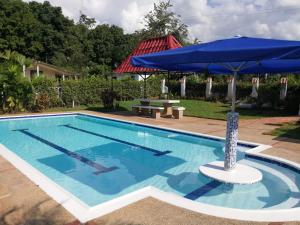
[0, 112, 299, 223]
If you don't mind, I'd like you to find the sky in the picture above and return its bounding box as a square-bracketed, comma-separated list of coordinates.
[23, 0, 300, 42]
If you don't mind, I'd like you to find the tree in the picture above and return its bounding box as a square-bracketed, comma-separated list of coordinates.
[88, 24, 135, 71]
[0, 51, 33, 112]
[28, 1, 74, 62]
[78, 12, 96, 29]
[0, 0, 138, 75]
[142, 0, 188, 44]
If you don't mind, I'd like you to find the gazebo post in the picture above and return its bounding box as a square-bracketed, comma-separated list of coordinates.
[224, 70, 239, 171]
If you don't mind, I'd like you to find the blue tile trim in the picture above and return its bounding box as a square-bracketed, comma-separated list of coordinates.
[184, 180, 222, 200]
[62, 124, 172, 156]
[246, 154, 300, 174]
[0, 113, 76, 121]
[13, 129, 118, 175]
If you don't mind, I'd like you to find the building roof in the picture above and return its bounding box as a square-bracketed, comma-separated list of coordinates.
[114, 35, 182, 74]
[31, 61, 78, 76]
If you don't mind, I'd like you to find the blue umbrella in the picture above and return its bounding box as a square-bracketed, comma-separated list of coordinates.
[131, 36, 300, 172]
[132, 36, 300, 65]
[132, 36, 300, 112]
[148, 59, 300, 74]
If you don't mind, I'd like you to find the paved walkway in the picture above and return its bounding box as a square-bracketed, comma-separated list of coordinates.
[0, 111, 299, 225]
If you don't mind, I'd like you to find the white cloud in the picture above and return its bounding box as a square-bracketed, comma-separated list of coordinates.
[23, 0, 300, 42]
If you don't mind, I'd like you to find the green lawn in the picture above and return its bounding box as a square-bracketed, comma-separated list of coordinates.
[267, 121, 300, 140]
[47, 99, 293, 121]
[119, 99, 292, 120]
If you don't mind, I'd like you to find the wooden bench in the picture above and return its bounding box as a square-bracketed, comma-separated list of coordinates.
[132, 105, 164, 119]
[172, 106, 185, 119]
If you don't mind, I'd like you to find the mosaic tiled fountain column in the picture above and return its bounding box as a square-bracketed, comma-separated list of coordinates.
[224, 112, 239, 171]
[224, 70, 239, 171]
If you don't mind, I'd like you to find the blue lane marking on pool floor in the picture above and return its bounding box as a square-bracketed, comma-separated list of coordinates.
[62, 124, 172, 156]
[13, 129, 118, 175]
[184, 180, 222, 200]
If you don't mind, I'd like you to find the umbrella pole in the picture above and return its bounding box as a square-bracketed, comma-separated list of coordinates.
[224, 71, 239, 171]
[231, 71, 237, 112]
[143, 75, 147, 98]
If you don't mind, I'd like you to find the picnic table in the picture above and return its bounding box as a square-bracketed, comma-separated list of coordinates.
[135, 98, 180, 118]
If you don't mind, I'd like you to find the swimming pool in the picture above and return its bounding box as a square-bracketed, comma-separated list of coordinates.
[0, 113, 299, 222]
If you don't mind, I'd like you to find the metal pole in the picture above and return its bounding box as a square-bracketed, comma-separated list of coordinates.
[167, 71, 170, 99]
[231, 71, 237, 112]
[143, 75, 147, 98]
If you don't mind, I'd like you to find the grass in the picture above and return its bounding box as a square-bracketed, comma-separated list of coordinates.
[267, 120, 300, 140]
[119, 99, 292, 120]
[44, 99, 293, 120]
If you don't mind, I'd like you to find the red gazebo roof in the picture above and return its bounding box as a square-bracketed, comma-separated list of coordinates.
[114, 35, 182, 74]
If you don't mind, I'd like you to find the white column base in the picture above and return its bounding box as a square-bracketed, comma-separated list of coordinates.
[199, 161, 262, 184]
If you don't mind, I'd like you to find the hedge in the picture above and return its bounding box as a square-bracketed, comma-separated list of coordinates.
[60, 76, 161, 106]
[62, 76, 300, 114]
[2, 75, 299, 114]
[32, 77, 62, 108]
[61, 77, 109, 106]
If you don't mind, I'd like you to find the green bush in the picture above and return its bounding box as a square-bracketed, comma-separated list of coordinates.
[236, 82, 252, 100]
[61, 77, 109, 106]
[186, 82, 206, 99]
[60, 79, 80, 106]
[257, 83, 281, 107]
[101, 89, 119, 108]
[146, 77, 161, 97]
[284, 83, 300, 114]
[32, 77, 61, 108]
[0, 66, 33, 113]
[113, 78, 141, 100]
[31, 93, 51, 112]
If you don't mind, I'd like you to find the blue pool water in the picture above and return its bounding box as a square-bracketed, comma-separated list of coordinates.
[0, 114, 299, 209]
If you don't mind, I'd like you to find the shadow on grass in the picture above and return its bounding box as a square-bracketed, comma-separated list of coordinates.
[271, 121, 300, 142]
[217, 108, 294, 119]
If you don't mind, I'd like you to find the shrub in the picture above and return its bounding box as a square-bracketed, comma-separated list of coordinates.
[146, 77, 161, 97]
[113, 78, 142, 100]
[257, 83, 281, 107]
[101, 89, 119, 108]
[31, 93, 51, 112]
[61, 77, 109, 106]
[32, 77, 61, 108]
[60, 79, 80, 106]
[284, 84, 300, 114]
[0, 66, 33, 113]
[236, 82, 252, 100]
